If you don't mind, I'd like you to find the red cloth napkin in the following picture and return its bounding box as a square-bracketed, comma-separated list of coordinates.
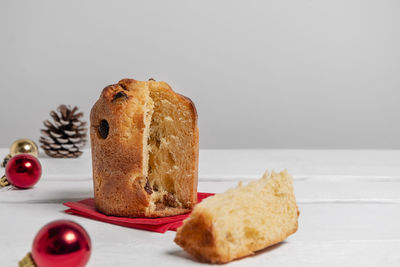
[63, 192, 214, 233]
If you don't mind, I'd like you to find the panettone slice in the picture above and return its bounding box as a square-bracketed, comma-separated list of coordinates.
[90, 79, 198, 217]
[174, 170, 299, 263]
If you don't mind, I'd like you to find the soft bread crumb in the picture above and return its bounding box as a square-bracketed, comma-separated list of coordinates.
[146, 82, 198, 212]
[174, 170, 299, 263]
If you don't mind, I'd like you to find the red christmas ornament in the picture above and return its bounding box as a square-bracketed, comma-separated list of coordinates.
[5, 154, 41, 188]
[31, 220, 91, 267]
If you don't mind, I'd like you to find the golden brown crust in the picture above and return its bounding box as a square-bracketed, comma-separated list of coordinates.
[175, 214, 298, 264]
[90, 78, 198, 217]
[174, 211, 220, 263]
[176, 93, 199, 207]
[90, 79, 149, 217]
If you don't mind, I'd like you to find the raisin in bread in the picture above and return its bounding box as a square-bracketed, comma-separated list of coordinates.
[174, 170, 299, 263]
[90, 79, 199, 217]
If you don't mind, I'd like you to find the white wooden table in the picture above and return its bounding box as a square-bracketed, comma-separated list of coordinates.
[1, 148, 400, 266]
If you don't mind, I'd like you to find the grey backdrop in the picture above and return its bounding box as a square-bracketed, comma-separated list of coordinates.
[1, 0, 399, 149]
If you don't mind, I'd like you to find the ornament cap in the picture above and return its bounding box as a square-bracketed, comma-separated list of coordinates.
[19, 253, 36, 267]
[1, 154, 12, 168]
[0, 175, 9, 187]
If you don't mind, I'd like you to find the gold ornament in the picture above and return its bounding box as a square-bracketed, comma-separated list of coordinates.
[10, 139, 39, 157]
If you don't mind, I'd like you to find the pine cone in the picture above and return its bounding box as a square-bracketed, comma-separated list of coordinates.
[39, 105, 87, 158]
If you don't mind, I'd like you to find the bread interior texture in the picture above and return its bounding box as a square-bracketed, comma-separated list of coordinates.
[144, 83, 196, 212]
[208, 171, 298, 259]
[175, 170, 298, 263]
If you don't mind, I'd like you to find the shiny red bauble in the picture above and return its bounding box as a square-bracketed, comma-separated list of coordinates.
[32, 220, 91, 267]
[5, 154, 42, 188]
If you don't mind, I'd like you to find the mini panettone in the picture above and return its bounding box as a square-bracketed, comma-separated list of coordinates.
[90, 79, 199, 217]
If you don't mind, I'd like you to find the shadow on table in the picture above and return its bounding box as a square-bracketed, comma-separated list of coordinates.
[166, 241, 286, 264]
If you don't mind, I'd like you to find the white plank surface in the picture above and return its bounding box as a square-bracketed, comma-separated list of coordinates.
[1, 148, 400, 266]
